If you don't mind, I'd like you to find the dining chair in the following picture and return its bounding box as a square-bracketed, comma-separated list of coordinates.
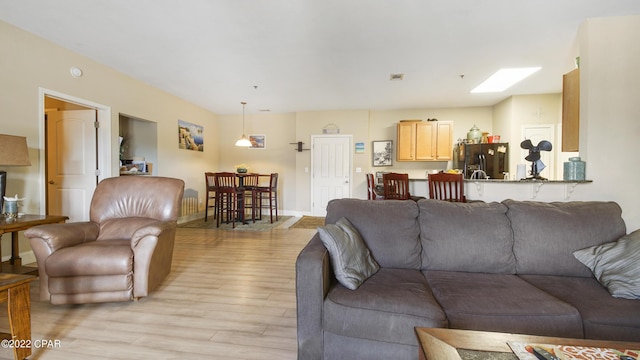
[382, 172, 425, 201]
[204, 172, 217, 221]
[255, 173, 279, 223]
[382, 172, 411, 200]
[366, 173, 383, 200]
[215, 172, 244, 228]
[428, 172, 465, 202]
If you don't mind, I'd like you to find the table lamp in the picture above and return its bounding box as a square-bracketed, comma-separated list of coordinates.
[0, 134, 31, 214]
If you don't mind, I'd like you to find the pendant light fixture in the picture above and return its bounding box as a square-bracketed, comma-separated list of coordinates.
[235, 101, 252, 147]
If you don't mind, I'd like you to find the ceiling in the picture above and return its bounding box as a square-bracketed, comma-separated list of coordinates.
[1, 1, 640, 115]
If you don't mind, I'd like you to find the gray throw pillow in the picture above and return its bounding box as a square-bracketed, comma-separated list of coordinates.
[573, 229, 640, 299]
[317, 217, 380, 290]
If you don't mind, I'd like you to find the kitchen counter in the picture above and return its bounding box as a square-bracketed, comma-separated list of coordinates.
[463, 179, 592, 184]
[408, 178, 593, 201]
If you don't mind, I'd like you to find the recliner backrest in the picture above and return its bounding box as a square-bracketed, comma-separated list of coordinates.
[90, 176, 185, 224]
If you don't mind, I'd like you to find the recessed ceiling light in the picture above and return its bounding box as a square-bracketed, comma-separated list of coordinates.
[259, 109, 271, 112]
[70, 66, 83, 78]
[390, 73, 404, 81]
[471, 67, 541, 93]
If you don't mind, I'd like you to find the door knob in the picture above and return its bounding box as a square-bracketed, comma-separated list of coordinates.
[48, 180, 55, 184]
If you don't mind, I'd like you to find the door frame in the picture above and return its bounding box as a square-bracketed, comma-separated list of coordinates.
[38, 88, 112, 214]
[310, 134, 352, 216]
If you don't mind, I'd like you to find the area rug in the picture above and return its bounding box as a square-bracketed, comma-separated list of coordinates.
[179, 215, 292, 231]
[289, 216, 325, 229]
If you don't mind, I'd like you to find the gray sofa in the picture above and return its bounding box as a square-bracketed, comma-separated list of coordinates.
[295, 198, 640, 360]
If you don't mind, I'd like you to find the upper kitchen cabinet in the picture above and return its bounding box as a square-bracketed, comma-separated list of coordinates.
[562, 68, 580, 152]
[397, 120, 453, 161]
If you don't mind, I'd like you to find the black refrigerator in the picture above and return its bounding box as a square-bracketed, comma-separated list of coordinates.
[457, 143, 509, 179]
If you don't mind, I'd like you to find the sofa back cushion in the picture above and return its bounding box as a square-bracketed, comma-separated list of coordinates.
[325, 199, 421, 269]
[505, 200, 626, 277]
[419, 199, 516, 274]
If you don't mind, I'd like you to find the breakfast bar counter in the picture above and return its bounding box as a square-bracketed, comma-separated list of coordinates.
[409, 178, 593, 202]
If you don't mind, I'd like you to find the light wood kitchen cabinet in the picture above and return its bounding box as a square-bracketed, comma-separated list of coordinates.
[562, 68, 579, 152]
[397, 120, 453, 161]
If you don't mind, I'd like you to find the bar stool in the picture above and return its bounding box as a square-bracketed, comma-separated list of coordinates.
[255, 173, 279, 223]
[215, 172, 244, 228]
[241, 173, 259, 223]
[204, 172, 217, 221]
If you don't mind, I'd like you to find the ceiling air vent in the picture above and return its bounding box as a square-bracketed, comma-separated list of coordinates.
[389, 73, 404, 81]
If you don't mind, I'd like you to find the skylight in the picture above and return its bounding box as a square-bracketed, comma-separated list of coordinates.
[471, 67, 541, 93]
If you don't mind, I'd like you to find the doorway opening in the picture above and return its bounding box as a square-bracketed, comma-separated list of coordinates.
[119, 114, 157, 175]
[39, 88, 112, 221]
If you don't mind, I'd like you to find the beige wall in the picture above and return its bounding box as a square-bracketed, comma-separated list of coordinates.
[0, 20, 218, 260]
[216, 111, 297, 214]
[218, 106, 496, 214]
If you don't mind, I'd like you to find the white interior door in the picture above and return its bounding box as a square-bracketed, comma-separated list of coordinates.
[46, 110, 98, 222]
[522, 124, 555, 180]
[311, 136, 351, 216]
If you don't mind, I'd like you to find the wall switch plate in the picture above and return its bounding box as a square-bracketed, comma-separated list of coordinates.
[355, 167, 362, 173]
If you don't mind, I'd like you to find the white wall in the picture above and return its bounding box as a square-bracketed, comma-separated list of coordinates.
[573, 15, 640, 230]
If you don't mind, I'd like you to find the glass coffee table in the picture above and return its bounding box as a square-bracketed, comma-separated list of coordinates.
[415, 328, 640, 360]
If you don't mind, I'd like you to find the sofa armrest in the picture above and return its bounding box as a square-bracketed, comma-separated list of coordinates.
[296, 233, 333, 360]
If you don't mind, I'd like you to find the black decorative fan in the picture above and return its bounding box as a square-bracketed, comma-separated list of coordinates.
[520, 139, 552, 180]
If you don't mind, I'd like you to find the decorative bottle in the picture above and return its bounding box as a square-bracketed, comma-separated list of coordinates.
[563, 157, 586, 181]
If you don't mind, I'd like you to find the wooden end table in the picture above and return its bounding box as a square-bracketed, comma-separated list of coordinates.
[415, 327, 640, 360]
[0, 273, 35, 360]
[0, 215, 68, 275]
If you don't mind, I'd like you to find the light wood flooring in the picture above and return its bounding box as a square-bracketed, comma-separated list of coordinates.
[0, 226, 316, 360]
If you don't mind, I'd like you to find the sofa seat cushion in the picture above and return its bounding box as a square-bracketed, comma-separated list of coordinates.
[46, 240, 133, 277]
[424, 271, 584, 338]
[324, 268, 447, 346]
[520, 275, 640, 342]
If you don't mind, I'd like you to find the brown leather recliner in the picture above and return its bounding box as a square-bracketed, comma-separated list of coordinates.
[25, 176, 184, 305]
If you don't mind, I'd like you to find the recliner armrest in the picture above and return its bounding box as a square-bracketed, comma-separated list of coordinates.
[25, 222, 100, 252]
[130, 220, 176, 248]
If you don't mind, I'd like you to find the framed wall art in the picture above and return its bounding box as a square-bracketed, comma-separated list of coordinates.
[178, 120, 204, 152]
[249, 134, 266, 149]
[372, 140, 392, 166]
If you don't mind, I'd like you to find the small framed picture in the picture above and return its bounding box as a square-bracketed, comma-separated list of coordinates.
[372, 140, 392, 166]
[249, 134, 266, 149]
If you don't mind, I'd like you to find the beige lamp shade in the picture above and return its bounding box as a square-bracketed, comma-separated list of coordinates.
[0, 134, 31, 166]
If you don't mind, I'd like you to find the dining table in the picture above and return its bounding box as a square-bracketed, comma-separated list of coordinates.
[233, 173, 270, 224]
